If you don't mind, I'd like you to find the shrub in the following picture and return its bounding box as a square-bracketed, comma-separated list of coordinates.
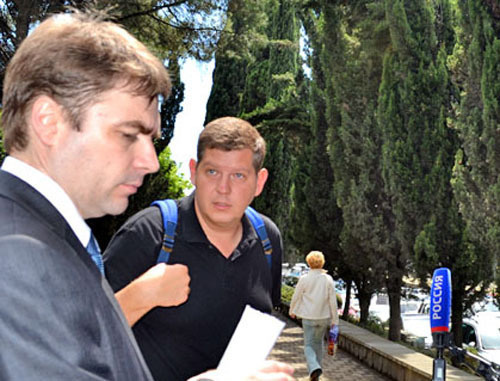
[281, 284, 295, 304]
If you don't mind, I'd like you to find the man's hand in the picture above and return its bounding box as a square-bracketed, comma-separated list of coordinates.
[115, 263, 190, 326]
[187, 360, 295, 381]
[138, 263, 190, 307]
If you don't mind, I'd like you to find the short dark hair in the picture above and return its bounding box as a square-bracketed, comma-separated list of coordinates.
[2, 9, 171, 153]
[197, 117, 266, 172]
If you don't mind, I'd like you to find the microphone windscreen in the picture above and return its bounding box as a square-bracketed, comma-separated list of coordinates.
[430, 267, 451, 333]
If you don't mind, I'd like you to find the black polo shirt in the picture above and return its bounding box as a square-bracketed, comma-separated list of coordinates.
[103, 192, 283, 381]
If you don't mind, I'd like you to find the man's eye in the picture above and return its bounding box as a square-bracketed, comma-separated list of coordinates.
[122, 133, 137, 141]
[207, 169, 217, 176]
[233, 173, 245, 180]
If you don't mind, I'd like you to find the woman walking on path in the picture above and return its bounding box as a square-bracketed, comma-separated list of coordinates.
[289, 251, 339, 381]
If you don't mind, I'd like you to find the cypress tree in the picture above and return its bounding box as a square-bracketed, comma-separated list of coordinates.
[241, 0, 306, 253]
[407, 0, 490, 347]
[204, 0, 270, 122]
[291, 4, 343, 273]
[316, 0, 396, 324]
[377, 0, 462, 340]
[158, 58, 185, 154]
[267, 0, 300, 101]
[451, 0, 499, 308]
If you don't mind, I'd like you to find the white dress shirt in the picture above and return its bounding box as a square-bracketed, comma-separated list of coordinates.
[1, 156, 91, 247]
[289, 269, 339, 324]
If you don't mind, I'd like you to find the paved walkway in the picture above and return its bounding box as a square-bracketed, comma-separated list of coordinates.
[268, 314, 392, 381]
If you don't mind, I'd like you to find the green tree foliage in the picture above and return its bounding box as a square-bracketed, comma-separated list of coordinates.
[112, 0, 225, 62]
[0, 0, 225, 102]
[291, 5, 342, 271]
[0, 1, 225, 60]
[377, 0, 445, 340]
[254, 126, 295, 232]
[204, 0, 270, 122]
[291, 0, 490, 341]
[411, 2, 491, 346]
[246, 0, 308, 252]
[240, 54, 271, 113]
[203, 3, 494, 340]
[250, 0, 298, 216]
[451, 0, 500, 309]
[239, 0, 280, 114]
[240, 0, 302, 114]
[317, 0, 392, 325]
[375, 0, 475, 341]
[267, 0, 300, 101]
[158, 59, 185, 154]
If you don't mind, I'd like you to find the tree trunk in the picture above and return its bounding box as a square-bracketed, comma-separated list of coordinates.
[387, 275, 403, 341]
[342, 280, 352, 320]
[357, 287, 372, 324]
[451, 288, 464, 347]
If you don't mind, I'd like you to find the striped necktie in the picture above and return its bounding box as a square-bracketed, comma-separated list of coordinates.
[86, 232, 105, 275]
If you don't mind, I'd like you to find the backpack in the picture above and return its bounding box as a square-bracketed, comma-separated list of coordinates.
[151, 199, 273, 268]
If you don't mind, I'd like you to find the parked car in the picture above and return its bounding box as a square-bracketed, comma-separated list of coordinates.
[289, 262, 309, 277]
[401, 312, 433, 349]
[281, 262, 309, 287]
[369, 293, 390, 322]
[281, 262, 290, 277]
[462, 314, 500, 366]
[468, 298, 500, 317]
[368, 293, 422, 323]
[335, 278, 346, 292]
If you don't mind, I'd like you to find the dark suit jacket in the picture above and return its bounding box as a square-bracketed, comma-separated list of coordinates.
[0, 170, 153, 380]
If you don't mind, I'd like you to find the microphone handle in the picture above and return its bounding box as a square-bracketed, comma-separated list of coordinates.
[433, 358, 446, 381]
[432, 332, 448, 381]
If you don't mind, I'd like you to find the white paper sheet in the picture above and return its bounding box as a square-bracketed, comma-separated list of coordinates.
[216, 305, 286, 378]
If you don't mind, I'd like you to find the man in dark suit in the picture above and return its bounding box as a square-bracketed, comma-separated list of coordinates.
[0, 9, 181, 380]
[0, 8, 294, 381]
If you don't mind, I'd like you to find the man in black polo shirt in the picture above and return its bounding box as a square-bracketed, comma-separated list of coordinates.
[103, 117, 285, 381]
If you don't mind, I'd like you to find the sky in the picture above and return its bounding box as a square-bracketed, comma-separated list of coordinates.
[168, 58, 215, 181]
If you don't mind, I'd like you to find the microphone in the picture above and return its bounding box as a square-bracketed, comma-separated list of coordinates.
[430, 267, 451, 381]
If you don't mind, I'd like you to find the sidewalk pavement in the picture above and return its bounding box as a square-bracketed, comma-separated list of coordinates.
[268, 314, 392, 381]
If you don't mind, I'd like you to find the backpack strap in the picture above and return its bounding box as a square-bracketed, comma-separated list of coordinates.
[245, 206, 273, 269]
[151, 199, 177, 264]
[151, 200, 273, 269]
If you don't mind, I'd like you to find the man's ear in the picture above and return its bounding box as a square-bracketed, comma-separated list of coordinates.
[254, 168, 269, 197]
[29, 95, 65, 146]
[189, 158, 198, 186]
